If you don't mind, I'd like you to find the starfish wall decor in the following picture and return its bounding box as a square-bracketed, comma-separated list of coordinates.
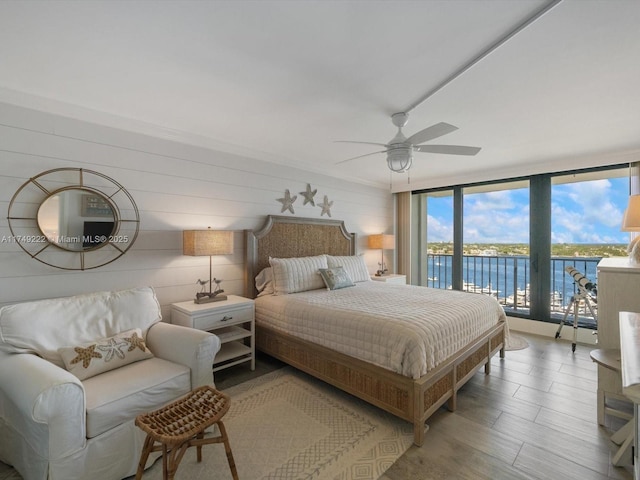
[276, 189, 297, 214]
[276, 184, 334, 217]
[299, 183, 317, 206]
[318, 195, 333, 217]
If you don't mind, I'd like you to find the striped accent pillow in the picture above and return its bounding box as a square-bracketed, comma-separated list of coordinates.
[269, 255, 328, 295]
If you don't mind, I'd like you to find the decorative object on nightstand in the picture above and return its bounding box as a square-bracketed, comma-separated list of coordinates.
[368, 233, 395, 276]
[370, 274, 406, 284]
[171, 295, 255, 372]
[183, 228, 233, 304]
[622, 194, 640, 265]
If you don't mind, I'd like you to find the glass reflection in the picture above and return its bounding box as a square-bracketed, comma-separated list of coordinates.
[37, 189, 115, 251]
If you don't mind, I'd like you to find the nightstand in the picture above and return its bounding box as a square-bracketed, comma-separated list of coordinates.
[171, 295, 255, 372]
[370, 274, 407, 285]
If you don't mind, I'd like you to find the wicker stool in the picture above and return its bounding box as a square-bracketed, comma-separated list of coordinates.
[134, 385, 238, 480]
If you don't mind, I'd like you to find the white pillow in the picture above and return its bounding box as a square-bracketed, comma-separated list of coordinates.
[269, 255, 328, 295]
[59, 328, 153, 380]
[255, 267, 274, 296]
[327, 255, 370, 282]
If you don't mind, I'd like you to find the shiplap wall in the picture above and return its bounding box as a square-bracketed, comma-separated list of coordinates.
[0, 103, 394, 319]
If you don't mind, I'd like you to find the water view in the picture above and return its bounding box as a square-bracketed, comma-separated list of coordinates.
[425, 243, 626, 326]
[422, 172, 630, 327]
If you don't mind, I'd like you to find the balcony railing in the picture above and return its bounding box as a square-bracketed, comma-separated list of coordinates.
[426, 253, 599, 326]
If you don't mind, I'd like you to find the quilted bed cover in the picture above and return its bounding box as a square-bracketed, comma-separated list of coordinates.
[255, 281, 507, 379]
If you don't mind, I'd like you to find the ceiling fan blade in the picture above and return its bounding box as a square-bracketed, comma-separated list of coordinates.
[335, 140, 389, 147]
[335, 149, 388, 165]
[407, 122, 458, 145]
[415, 144, 481, 155]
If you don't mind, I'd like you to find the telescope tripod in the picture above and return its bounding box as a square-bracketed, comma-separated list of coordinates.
[555, 287, 597, 352]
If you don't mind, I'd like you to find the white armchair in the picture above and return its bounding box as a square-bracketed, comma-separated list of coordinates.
[0, 287, 220, 480]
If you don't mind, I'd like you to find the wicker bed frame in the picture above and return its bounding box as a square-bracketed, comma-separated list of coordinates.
[245, 215, 506, 446]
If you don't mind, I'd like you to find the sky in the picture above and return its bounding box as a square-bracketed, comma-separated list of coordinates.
[426, 176, 630, 244]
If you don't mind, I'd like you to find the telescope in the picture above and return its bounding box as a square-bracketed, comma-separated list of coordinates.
[557, 266, 598, 352]
[564, 266, 597, 295]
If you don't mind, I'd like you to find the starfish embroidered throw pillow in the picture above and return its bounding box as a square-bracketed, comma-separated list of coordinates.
[59, 328, 153, 380]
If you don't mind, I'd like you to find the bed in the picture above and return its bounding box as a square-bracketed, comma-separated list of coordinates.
[244, 215, 506, 446]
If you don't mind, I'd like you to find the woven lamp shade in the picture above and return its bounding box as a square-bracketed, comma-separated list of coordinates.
[368, 234, 395, 250]
[622, 195, 640, 232]
[183, 230, 233, 256]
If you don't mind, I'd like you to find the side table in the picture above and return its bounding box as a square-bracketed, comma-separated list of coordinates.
[171, 295, 255, 372]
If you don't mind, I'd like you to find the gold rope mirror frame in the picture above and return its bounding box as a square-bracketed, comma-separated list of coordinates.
[7, 168, 140, 270]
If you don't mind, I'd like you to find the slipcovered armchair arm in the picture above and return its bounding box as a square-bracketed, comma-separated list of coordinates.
[0, 350, 85, 459]
[146, 322, 220, 388]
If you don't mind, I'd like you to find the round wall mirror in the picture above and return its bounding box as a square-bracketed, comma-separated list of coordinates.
[37, 189, 116, 251]
[7, 168, 139, 270]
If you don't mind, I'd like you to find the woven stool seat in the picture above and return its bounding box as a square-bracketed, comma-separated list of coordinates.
[135, 385, 238, 480]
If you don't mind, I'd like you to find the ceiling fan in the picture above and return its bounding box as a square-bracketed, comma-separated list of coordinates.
[336, 112, 481, 173]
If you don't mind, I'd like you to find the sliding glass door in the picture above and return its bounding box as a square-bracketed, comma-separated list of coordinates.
[463, 181, 530, 316]
[549, 169, 628, 327]
[422, 190, 454, 288]
[415, 164, 629, 324]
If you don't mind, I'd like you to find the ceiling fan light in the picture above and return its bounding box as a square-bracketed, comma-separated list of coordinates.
[387, 151, 412, 173]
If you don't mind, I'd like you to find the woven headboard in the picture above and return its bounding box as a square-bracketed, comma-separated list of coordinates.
[244, 215, 356, 298]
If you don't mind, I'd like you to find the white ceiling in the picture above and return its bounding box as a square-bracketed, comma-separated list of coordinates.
[1, 0, 639, 192]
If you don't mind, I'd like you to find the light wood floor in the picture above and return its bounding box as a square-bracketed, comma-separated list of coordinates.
[205, 332, 636, 480]
[381, 333, 633, 480]
[0, 333, 634, 480]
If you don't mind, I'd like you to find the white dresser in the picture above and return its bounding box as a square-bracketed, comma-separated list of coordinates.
[596, 258, 640, 424]
[597, 258, 640, 350]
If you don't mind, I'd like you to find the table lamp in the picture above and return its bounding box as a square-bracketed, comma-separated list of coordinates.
[368, 233, 395, 276]
[183, 228, 233, 303]
[622, 195, 640, 265]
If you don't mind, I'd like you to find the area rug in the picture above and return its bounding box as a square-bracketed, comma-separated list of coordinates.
[0, 367, 413, 480]
[141, 367, 413, 480]
[505, 333, 529, 351]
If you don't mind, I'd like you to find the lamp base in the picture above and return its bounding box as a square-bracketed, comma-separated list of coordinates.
[628, 237, 640, 266]
[194, 293, 228, 304]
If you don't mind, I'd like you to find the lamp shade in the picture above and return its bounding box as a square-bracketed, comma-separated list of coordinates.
[368, 234, 395, 250]
[622, 195, 640, 232]
[183, 229, 233, 256]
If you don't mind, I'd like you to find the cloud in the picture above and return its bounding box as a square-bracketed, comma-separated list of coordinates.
[553, 179, 627, 243]
[426, 214, 452, 242]
[463, 190, 528, 243]
[466, 190, 514, 212]
[426, 177, 628, 245]
[561, 180, 623, 229]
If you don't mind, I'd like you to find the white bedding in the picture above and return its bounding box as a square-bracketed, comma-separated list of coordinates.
[255, 281, 507, 379]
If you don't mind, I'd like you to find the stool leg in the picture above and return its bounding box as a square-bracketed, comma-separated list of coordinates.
[136, 435, 155, 479]
[196, 431, 204, 462]
[167, 441, 192, 480]
[218, 421, 239, 480]
[162, 444, 170, 480]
